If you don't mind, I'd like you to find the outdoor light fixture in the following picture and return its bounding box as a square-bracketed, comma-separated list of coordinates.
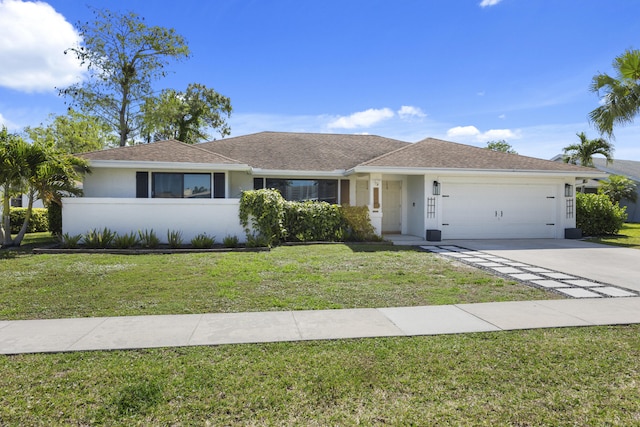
[565, 183, 573, 197]
[433, 180, 441, 196]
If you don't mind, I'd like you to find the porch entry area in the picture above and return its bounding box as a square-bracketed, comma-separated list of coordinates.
[381, 180, 402, 234]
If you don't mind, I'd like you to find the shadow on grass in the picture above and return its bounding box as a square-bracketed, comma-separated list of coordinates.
[345, 243, 423, 253]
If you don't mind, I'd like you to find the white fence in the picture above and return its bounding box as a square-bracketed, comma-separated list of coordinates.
[62, 198, 247, 243]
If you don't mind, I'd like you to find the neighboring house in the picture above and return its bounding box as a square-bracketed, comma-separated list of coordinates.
[592, 158, 640, 222]
[552, 155, 640, 223]
[63, 132, 604, 242]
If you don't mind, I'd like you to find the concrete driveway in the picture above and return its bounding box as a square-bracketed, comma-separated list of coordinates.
[445, 239, 640, 293]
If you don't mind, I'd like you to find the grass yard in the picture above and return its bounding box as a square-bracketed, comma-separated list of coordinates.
[1, 325, 639, 425]
[0, 239, 559, 320]
[586, 222, 640, 248]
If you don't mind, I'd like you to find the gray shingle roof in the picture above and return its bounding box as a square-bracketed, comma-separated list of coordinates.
[593, 158, 640, 181]
[80, 139, 243, 164]
[197, 131, 410, 171]
[360, 137, 596, 172]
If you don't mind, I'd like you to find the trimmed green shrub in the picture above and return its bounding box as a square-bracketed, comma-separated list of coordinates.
[283, 201, 344, 242]
[341, 205, 380, 241]
[576, 192, 627, 236]
[239, 189, 287, 247]
[10, 208, 48, 233]
[48, 203, 62, 235]
[191, 233, 215, 249]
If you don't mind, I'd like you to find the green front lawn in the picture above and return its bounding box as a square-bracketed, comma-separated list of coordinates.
[2, 326, 639, 425]
[0, 243, 558, 320]
[585, 222, 640, 248]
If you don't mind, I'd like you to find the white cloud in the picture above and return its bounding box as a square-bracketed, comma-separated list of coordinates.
[447, 125, 481, 138]
[479, 0, 503, 7]
[0, 111, 18, 130]
[498, 114, 506, 119]
[0, 0, 85, 92]
[328, 108, 395, 129]
[398, 105, 426, 120]
[447, 125, 520, 142]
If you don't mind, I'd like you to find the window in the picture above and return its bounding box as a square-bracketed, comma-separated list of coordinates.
[152, 173, 211, 198]
[265, 179, 338, 203]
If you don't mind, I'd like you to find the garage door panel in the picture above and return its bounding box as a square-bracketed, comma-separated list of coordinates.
[441, 183, 557, 239]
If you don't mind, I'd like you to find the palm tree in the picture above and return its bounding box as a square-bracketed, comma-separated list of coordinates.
[598, 174, 637, 204]
[562, 132, 614, 167]
[589, 49, 640, 137]
[0, 127, 31, 246]
[12, 141, 90, 246]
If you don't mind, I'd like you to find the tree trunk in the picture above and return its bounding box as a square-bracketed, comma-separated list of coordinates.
[13, 191, 34, 246]
[2, 193, 14, 247]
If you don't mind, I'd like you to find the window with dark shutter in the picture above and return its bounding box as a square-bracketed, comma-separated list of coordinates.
[136, 172, 149, 198]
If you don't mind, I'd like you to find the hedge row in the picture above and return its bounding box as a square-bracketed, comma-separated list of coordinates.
[8, 208, 49, 233]
[240, 189, 379, 246]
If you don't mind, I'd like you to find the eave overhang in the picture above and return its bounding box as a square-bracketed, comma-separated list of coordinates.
[88, 160, 252, 172]
[347, 166, 608, 180]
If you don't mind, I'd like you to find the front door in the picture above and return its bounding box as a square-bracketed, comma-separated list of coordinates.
[382, 180, 402, 233]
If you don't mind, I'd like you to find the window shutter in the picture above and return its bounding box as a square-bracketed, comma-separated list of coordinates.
[136, 172, 149, 198]
[214, 173, 225, 199]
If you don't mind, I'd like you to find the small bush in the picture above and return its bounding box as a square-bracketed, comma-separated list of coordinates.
[239, 189, 287, 247]
[83, 227, 116, 249]
[341, 205, 380, 241]
[576, 192, 627, 236]
[283, 201, 344, 242]
[10, 208, 48, 233]
[113, 231, 139, 249]
[47, 203, 62, 235]
[58, 232, 82, 249]
[223, 235, 239, 248]
[167, 229, 183, 248]
[191, 233, 215, 249]
[138, 229, 160, 249]
[245, 234, 271, 248]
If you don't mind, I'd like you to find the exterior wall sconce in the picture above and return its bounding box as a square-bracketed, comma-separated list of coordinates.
[564, 183, 573, 197]
[433, 181, 441, 196]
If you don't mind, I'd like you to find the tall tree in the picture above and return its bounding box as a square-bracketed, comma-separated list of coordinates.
[60, 8, 190, 146]
[589, 49, 640, 137]
[486, 140, 517, 154]
[25, 110, 117, 154]
[562, 132, 614, 167]
[140, 83, 232, 144]
[598, 174, 637, 205]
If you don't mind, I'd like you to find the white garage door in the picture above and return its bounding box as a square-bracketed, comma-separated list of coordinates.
[441, 183, 557, 239]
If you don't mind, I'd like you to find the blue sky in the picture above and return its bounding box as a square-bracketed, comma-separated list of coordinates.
[1, 0, 639, 160]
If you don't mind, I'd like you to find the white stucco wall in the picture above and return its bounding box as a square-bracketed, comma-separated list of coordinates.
[62, 198, 246, 243]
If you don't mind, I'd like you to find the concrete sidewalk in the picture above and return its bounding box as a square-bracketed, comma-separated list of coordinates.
[2, 297, 640, 355]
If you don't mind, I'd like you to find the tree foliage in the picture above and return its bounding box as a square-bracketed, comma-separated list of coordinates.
[562, 132, 613, 167]
[0, 126, 89, 246]
[598, 174, 638, 204]
[25, 110, 117, 154]
[590, 49, 640, 137]
[60, 8, 190, 146]
[486, 140, 517, 154]
[140, 83, 232, 144]
[576, 193, 627, 236]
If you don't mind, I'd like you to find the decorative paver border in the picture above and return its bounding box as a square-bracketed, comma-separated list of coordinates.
[420, 245, 639, 299]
